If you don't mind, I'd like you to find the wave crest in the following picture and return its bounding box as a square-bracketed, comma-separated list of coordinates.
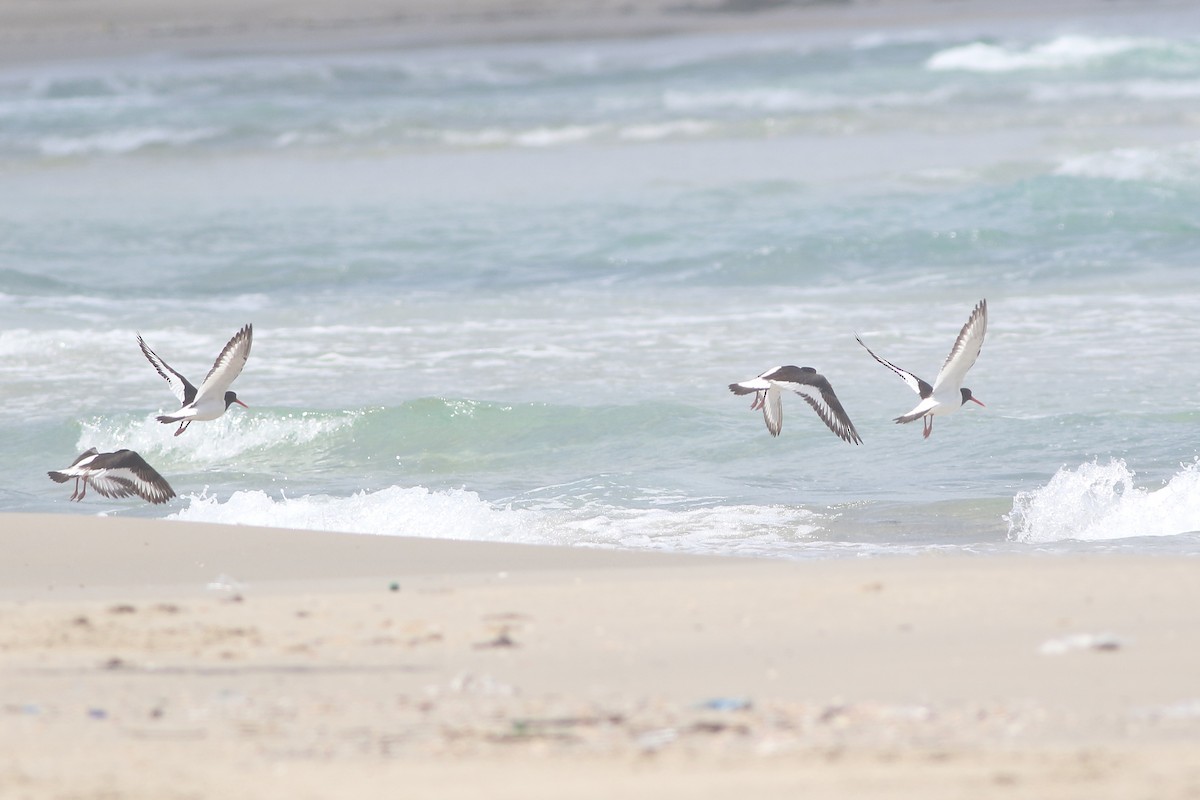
[167, 484, 824, 556]
[1006, 459, 1200, 543]
[39, 127, 219, 157]
[170, 485, 541, 542]
[1053, 142, 1200, 183]
[76, 409, 359, 468]
[926, 35, 1161, 73]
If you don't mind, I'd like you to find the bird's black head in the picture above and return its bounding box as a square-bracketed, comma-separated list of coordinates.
[225, 391, 249, 410]
[960, 388, 986, 408]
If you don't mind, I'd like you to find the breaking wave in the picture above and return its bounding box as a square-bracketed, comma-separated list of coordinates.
[1006, 459, 1200, 543]
[1053, 141, 1200, 183]
[38, 127, 219, 157]
[925, 35, 1179, 73]
[75, 409, 360, 470]
[168, 485, 825, 557]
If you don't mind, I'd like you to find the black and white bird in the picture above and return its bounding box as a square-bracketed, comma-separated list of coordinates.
[729, 365, 862, 444]
[138, 324, 252, 436]
[48, 448, 176, 504]
[855, 299, 987, 439]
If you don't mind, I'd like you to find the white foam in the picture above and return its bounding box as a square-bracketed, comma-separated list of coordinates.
[565, 503, 823, 556]
[662, 86, 954, 114]
[663, 87, 837, 113]
[1006, 459, 1200, 543]
[166, 485, 825, 556]
[38, 127, 218, 157]
[851, 30, 942, 50]
[514, 125, 599, 147]
[617, 120, 711, 141]
[76, 410, 358, 466]
[1053, 142, 1200, 182]
[170, 485, 541, 541]
[440, 124, 604, 148]
[926, 35, 1148, 73]
[0, 327, 95, 358]
[438, 120, 716, 149]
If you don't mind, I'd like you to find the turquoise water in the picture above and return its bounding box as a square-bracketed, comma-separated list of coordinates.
[3, 15, 1200, 557]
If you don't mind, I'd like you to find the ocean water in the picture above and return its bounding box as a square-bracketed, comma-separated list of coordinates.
[3, 9, 1200, 559]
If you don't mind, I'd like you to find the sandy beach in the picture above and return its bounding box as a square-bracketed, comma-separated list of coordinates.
[2, 513, 1200, 798]
[5, 0, 1200, 796]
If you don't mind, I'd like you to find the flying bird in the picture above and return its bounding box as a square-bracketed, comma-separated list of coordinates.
[855, 299, 987, 439]
[729, 365, 862, 444]
[48, 448, 176, 504]
[138, 323, 252, 436]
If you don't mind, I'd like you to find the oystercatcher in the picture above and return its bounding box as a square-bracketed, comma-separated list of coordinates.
[48, 448, 175, 504]
[138, 324, 252, 436]
[856, 299, 987, 439]
[729, 365, 862, 444]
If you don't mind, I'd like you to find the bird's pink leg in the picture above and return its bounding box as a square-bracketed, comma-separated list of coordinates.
[923, 417, 933, 439]
[174, 420, 189, 437]
[79, 477, 89, 500]
[70, 477, 81, 501]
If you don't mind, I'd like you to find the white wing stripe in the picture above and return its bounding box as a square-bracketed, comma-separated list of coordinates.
[787, 382, 862, 445]
[763, 385, 783, 437]
[92, 467, 174, 503]
[195, 324, 253, 403]
[50, 450, 176, 504]
[932, 299, 987, 391]
[731, 366, 861, 444]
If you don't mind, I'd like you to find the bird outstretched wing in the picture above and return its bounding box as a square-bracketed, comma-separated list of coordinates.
[730, 365, 861, 444]
[89, 450, 176, 504]
[194, 324, 253, 404]
[138, 334, 197, 407]
[932, 299, 987, 392]
[776, 367, 862, 445]
[855, 334, 932, 398]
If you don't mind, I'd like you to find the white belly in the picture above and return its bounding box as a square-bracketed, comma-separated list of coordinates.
[180, 397, 228, 421]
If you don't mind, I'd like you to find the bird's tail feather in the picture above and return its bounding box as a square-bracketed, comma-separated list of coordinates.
[47, 471, 70, 483]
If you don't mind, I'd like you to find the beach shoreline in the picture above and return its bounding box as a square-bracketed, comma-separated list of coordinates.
[0, 0, 1184, 66]
[4, 513, 1200, 797]
[5, 0, 1200, 793]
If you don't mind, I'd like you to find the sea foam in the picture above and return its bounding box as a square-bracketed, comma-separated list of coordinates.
[926, 35, 1149, 73]
[170, 485, 542, 543]
[1053, 142, 1200, 183]
[440, 124, 604, 148]
[76, 410, 359, 467]
[1006, 459, 1200, 543]
[38, 127, 218, 157]
[167, 484, 825, 556]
